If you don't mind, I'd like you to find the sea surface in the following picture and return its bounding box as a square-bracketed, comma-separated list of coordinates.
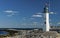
[0, 28, 42, 35]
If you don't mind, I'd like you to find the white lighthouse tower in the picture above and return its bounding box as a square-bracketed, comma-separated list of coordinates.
[43, 3, 50, 32]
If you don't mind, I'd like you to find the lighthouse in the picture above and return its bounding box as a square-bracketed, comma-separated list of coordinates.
[43, 3, 50, 32]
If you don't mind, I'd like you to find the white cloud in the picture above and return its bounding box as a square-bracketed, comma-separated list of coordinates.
[36, 13, 42, 15]
[57, 22, 60, 25]
[7, 13, 15, 17]
[30, 17, 34, 19]
[50, 12, 56, 14]
[4, 10, 13, 13]
[22, 17, 27, 20]
[32, 14, 42, 17]
[4, 10, 19, 16]
[33, 22, 38, 24]
[32, 12, 43, 18]
[32, 22, 38, 26]
[21, 23, 27, 26]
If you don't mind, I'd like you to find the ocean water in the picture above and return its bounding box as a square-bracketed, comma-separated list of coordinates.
[0, 28, 42, 35]
[0, 31, 8, 35]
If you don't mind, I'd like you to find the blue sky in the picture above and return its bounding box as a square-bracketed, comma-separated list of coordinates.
[0, 0, 60, 28]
